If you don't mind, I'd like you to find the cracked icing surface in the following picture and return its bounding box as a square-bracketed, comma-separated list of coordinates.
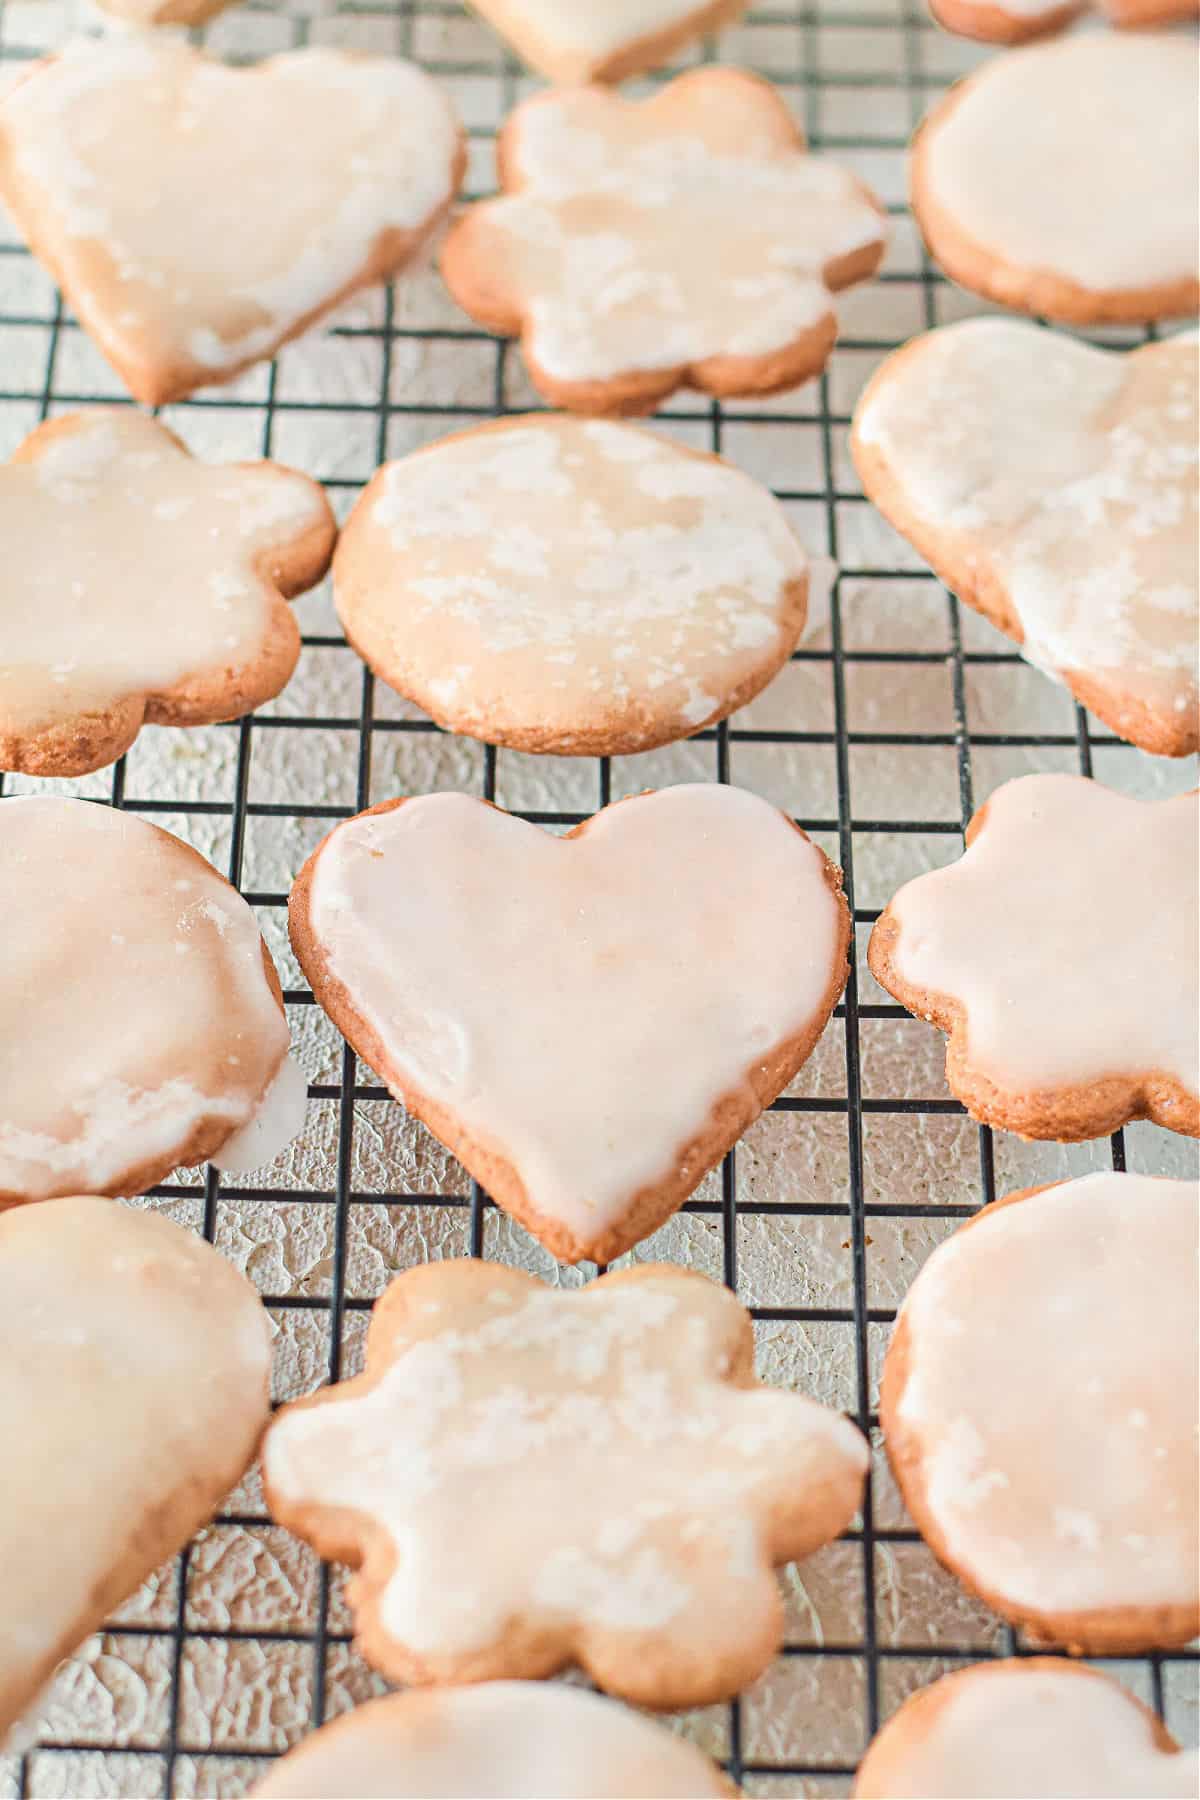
[0, 410, 331, 748]
[0, 797, 291, 1200]
[299, 784, 847, 1253]
[446, 70, 885, 384]
[0, 37, 461, 398]
[854, 323, 1199, 748]
[857, 1659, 1198, 1798]
[918, 35, 1200, 295]
[880, 773, 1199, 1094]
[335, 416, 807, 752]
[890, 1174, 1199, 1617]
[0, 1197, 271, 1737]
[250, 1682, 731, 1798]
[263, 1263, 867, 1668]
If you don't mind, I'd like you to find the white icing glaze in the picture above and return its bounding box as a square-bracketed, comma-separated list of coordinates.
[892, 1174, 1199, 1617]
[854, 322, 1199, 730]
[886, 773, 1199, 1092]
[0, 410, 329, 742]
[302, 784, 846, 1245]
[455, 73, 884, 382]
[335, 415, 807, 748]
[210, 1053, 308, 1174]
[251, 1682, 731, 1799]
[469, 0, 742, 77]
[857, 1661, 1198, 1799]
[0, 1196, 271, 1735]
[920, 34, 1200, 293]
[0, 797, 291, 1199]
[264, 1264, 867, 1664]
[0, 38, 461, 390]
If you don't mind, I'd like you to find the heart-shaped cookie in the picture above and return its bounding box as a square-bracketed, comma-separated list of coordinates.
[466, 0, 748, 84]
[289, 784, 850, 1263]
[852, 321, 1199, 757]
[0, 38, 464, 404]
[0, 1196, 271, 1737]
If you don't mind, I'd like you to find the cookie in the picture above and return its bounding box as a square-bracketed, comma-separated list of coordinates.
[264, 1259, 868, 1705]
[289, 783, 850, 1264]
[1, 796, 305, 1204]
[854, 1658, 1197, 1798]
[910, 33, 1200, 325]
[867, 773, 1199, 1142]
[333, 415, 808, 755]
[880, 1173, 1199, 1655]
[441, 69, 887, 415]
[852, 321, 1199, 757]
[1, 409, 336, 778]
[0, 38, 464, 404]
[0, 1195, 271, 1736]
[94, 0, 234, 24]
[930, 0, 1198, 43]
[465, 0, 748, 83]
[251, 1682, 735, 1798]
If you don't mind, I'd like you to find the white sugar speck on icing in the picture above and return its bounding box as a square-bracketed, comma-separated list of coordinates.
[885, 773, 1198, 1094]
[920, 33, 1199, 294]
[1, 409, 328, 741]
[264, 1266, 867, 1662]
[0, 37, 462, 386]
[855, 321, 1198, 729]
[894, 1173, 1199, 1616]
[0, 796, 290, 1199]
[303, 784, 847, 1242]
[459, 73, 884, 382]
[336, 415, 806, 748]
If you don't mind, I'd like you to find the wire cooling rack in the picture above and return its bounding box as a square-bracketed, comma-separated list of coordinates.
[1, 2, 1198, 1795]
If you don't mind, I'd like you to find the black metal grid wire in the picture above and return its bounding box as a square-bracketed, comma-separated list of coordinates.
[0, 1, 1197, 1794]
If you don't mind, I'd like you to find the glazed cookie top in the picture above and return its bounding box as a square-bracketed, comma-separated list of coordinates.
[466, 0, 747, 83]
[334, 416, 807, 752]
[251, 1681, 732, 1798]
[855, 1659, 1197, 1798]
[853, 322, 1199, 748]
[0, 796, 293, 1201]
[264, 1262, 867, 1673]
[0, 37, 462, 400]
[1, 409, 333, 750]
[881, 773, 1198, 1095]
[296, 784, 847, 1254]
[0, 1196, 271, 1736]
[445, 69, 885, 386]
[888, 1174, 1199, 1619]
[915, 34, 1199, 296]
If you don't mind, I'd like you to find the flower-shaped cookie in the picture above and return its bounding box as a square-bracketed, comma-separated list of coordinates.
[929, 0, 1197, 45]
[910, 34, 1200, 325]
[855, 1659, 1198, 1797]
[264, 1260, 868, 1707]
[1, 410, 335, 777]
[868, 774, 1199, 1141]
[251, 1684, 734, 1799]
[466, 0, 748, 83]
[442, 68, 887, 414]
[852, 321, 1199, 757]
[0, 37, 464, 403]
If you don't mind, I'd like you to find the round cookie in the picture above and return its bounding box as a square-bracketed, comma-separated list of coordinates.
[0, 38, 465, 404]
[333, 415, 808, 755]
[851, 321, 1199, 758]
[441, 68, 887, 415]
[263, 1260, 868, 1707]
[1, 409, 336, 778]
[880, 1173, 1200, 1654]
[867, 773, 1199, 1142]
[464, 0, 749, 84]
[0, 1196, 271, 1737]
[288, 783, 850, 1264]
[910, 34, 1200, 325]
[854, 1658, 1196, 1798]
[1, 795, 302, 1203]
[252, 1682, 734, 1797]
